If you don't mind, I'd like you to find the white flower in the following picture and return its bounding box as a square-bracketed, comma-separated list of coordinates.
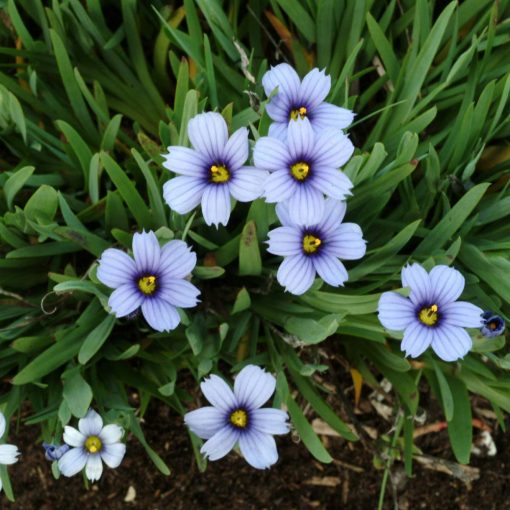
[0, 411, 20, 493]
[58, 409, 126, 482]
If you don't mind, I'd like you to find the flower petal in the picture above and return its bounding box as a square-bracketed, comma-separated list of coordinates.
[163, 176, 207, 214]
[276, 254, 315, 295]
[100, 443, 126, 469]
[188, 112, 228, 161]
[159, 240, 197, 279]
[286, 185, 325, 226]
[312, 131, 354, 169]
[99, 424, 123, 445]
[201, 374, 237, 412]
[432, 324, 472, 362]
[262, 63, 300, 99]
[263, 169, 298, 203]
[265, 94, 289, 123]
[97, 249, 136, 289]
[63, 426, 86, 448]
[268, 122, 288, 141]
[299, 68, 331, 109]
[267, 226, 303, 256]
[311, 102, 354, 131]
[401, 321, 434, 358]
[234, 365, 276, 409]
[132, 231, 160, 273]
[85, 454, 103, 482]
[78, 409, 103, 437]
[201, 184, 231, 227]
[184, 407, 226, 439]
[229, 167, 268, 202]
[159, 278, 200, 308]
[319, 199, 347, 234]
[200, 426, 239, 461]
[251, 408, 290, 435]
[401, 263, 432, 305]
[429, 265, 465, 306]
[141, 298, 181, 332]
[442, 301, 483, 328]
[313, 254, 349, 287]
[311, 166, 353, 200]
[223, 127, 249, 170]
[378, 292, 416, 331]
[275, 202, 295, 227]
[254, 136, 289, 171]
[326, 223, 366, 260]
[0, 412, 5, 438]
[162, 146, 208, 177]
[287, 117, 315, 161]
[239, 430, 278, 469]
[0, 444, 20, 465]
[58, 448, 88, 477]
[108, 283, 143, 318]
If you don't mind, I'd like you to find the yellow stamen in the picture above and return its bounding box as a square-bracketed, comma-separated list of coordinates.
[230, 409, 248, 428]
[210, 164, 230, 183]
[290, 161, 310, 181]
[290, 106, 307, 120]
[138, 275, 157, 295]
[85, 436, 102, 454]
[303, 234, 322, 254]
[418, 304, 439, 327]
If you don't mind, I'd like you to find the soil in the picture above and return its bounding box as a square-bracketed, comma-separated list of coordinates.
[3, 384, 510, 510]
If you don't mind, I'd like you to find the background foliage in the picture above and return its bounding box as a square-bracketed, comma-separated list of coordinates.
[1, 0, 510, 503]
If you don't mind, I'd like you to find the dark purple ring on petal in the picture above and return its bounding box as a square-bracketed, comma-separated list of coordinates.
[416, 302, 441, 327]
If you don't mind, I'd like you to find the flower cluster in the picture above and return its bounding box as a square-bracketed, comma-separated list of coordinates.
[0, 412, 20, 493]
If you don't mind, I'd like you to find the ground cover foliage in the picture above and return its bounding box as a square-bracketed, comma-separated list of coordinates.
[0, 0, 510, 504]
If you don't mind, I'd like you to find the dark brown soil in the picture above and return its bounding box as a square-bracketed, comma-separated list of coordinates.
[3, 398, 510, 510]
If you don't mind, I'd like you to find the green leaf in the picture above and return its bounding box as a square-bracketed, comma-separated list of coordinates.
[445, 375, 472, 464]
[78, 314, 116, 364]
[287, 395, 333, 463]
[101, 152, 154, 229]
[4, 166, 34, 210]
[432, 360, 454, 421]
[284, 315, 340, 344]
[62, 369, 93, 418]
[239, 220, 262, 276]
[231, 287, 251, 315]
[24, 185, 58, 224]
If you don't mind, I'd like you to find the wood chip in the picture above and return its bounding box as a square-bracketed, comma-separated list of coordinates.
[124, 486, 136, 503]
[304, 476, 341, 487]
[414, 454, 480, 484]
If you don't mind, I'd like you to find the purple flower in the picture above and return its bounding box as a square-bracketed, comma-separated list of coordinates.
[162, 112, 269, 227]
[378, 263, 484, 361]
[97, 231, 200, 332]
[254, 117, 354, 225]
[262, 63, 354, 140]
[58, 409, 126, 482]
[480, 312, 505, 338]
[184, 365, 290, 470]
[266, 199, 366, 295]
[43, 443, 70, 461]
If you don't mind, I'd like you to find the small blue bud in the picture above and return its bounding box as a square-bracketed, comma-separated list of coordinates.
[480, 312, 505, 338]
[43, 443, 70, 461]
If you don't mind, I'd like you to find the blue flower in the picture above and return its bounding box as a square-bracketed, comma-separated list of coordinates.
[262, 63, 354, 140]
[0, 411, 20, 493]
[480, 311, 505, 338]
[58, 409, 126, 482]
[184, 365, 290, 470]
[378, 263, 484, 361]
[266, 199, 366, 295]
[43, 443, 70, 461]
[254, 117, 354, 225]
[163, 112, 269, 227]
[97, 231, 200, 333]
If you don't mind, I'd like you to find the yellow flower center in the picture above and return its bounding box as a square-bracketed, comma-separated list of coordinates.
[230, 409, 248, 429]
[138, 275, 157, 295]
[290, 161, 310, 181]
[418, 304, 439, 327]
[210, 164, 230, 183]
[85, 435, 102, 454]
[303, 234, 322, 254]
[290, 106, 307, 120]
